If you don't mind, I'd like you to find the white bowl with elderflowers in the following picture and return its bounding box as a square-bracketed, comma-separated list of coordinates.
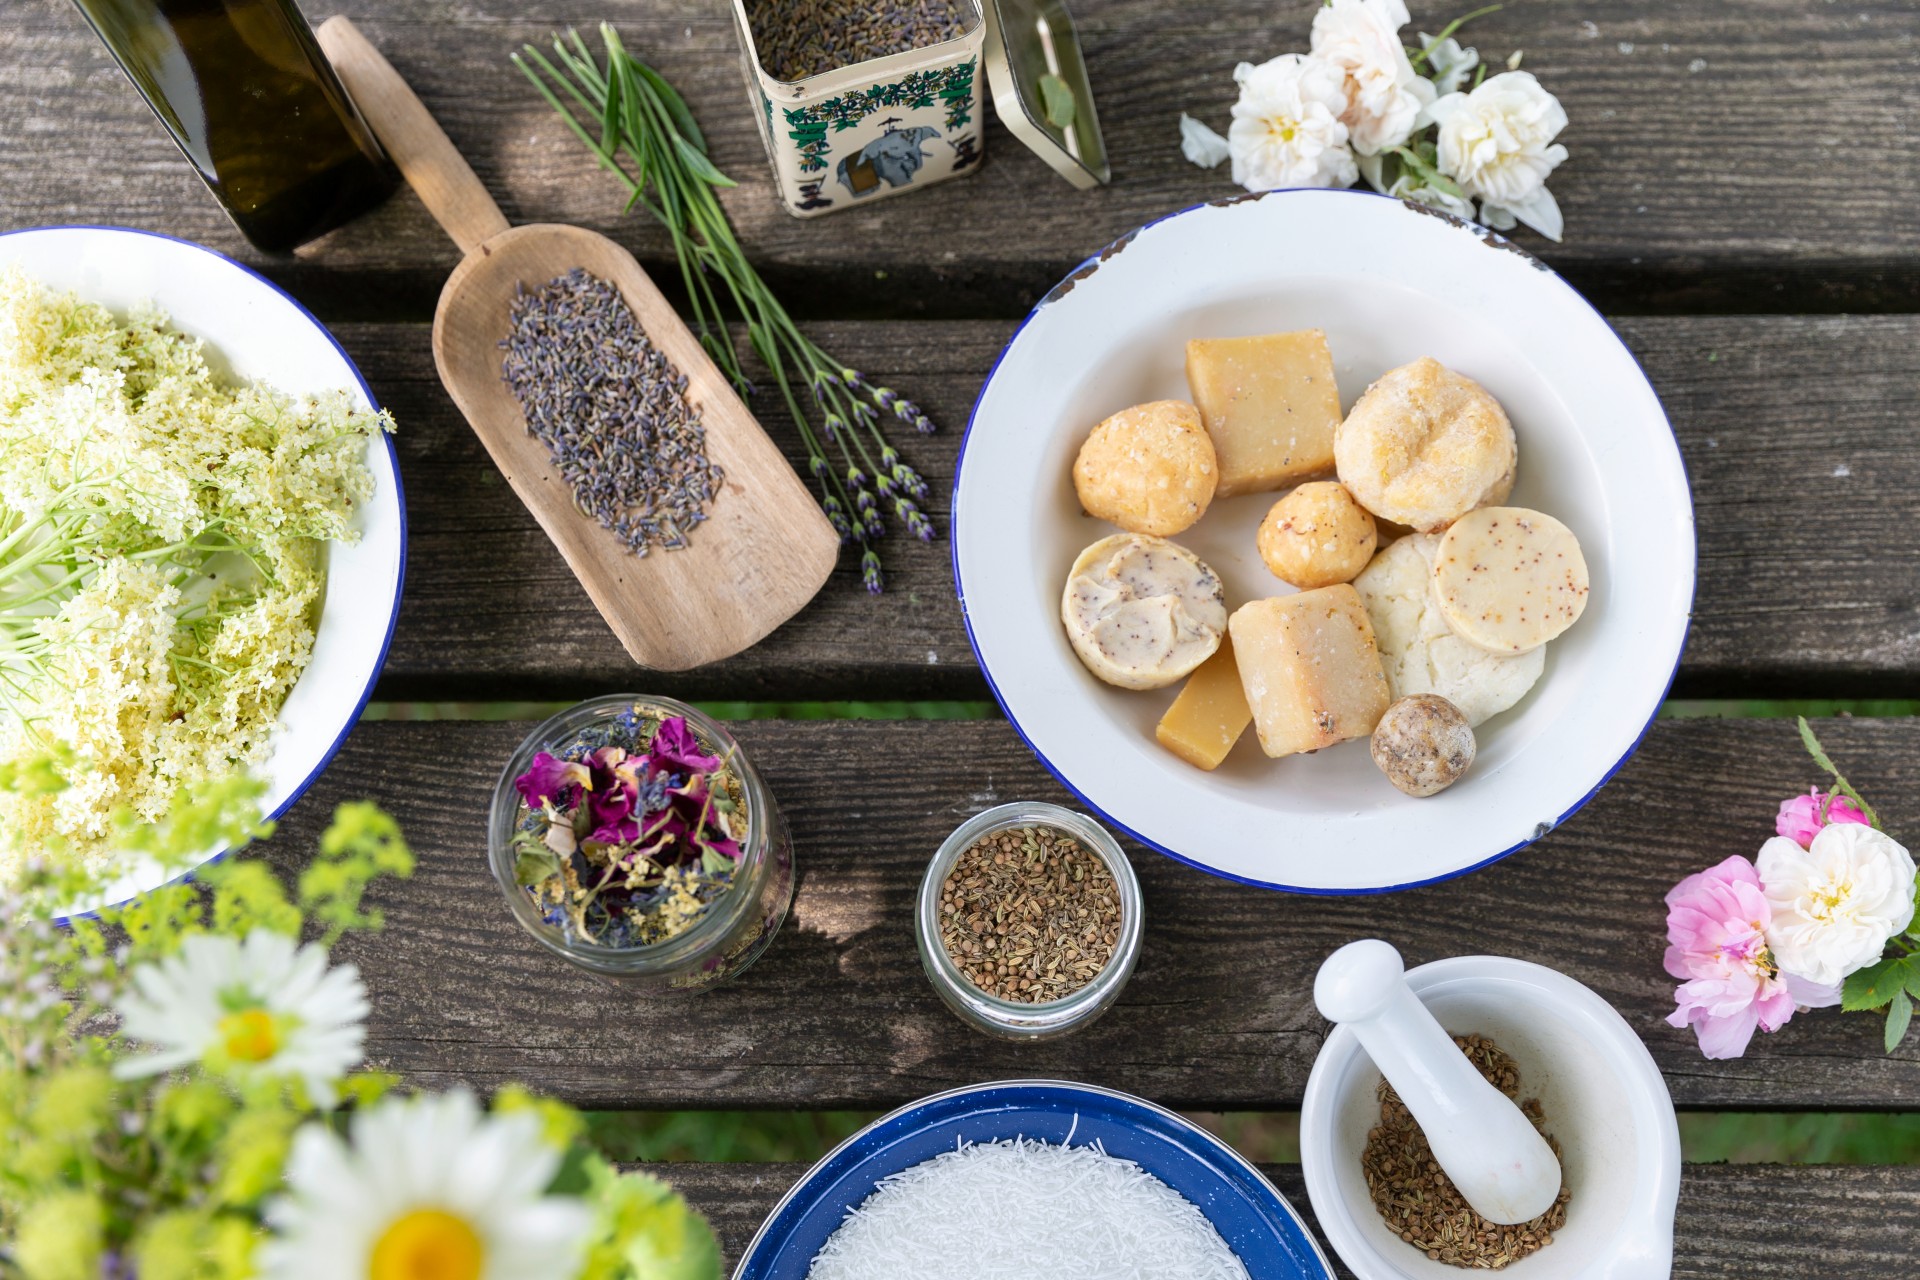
[952, 189, 1692, 893]
[0, 227, 404, 914]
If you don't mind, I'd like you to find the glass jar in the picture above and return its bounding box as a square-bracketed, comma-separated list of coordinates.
[916, 801, 1142, 1039]
[488, 695, 794, 993]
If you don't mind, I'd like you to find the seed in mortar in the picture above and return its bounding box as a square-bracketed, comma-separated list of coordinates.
[500, 268, 723, 557]
[745, 0, 971, 83]
[939, 825, 1120, 1003]
[1362, 1033, 1571, 1269]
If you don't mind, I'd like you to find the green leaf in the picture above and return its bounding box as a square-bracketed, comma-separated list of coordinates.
[1389, 146, 1466, 198]
[1038, 73, 1076, 130]
[1844, 956, 1913, 1011]
[672, 133, 737, 188]
[599, 64, 623, 154]
[1887, 989, 1913, 1053]
[514, 837, 563, 887]
[634, 61, 708, 154]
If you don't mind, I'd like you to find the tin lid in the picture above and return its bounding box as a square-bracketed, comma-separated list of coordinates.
[982, 0, 1110, 188]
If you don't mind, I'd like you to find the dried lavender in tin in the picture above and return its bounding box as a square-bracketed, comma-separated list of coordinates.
[745, 0, 970, 82]
[501, 268, 723, 555]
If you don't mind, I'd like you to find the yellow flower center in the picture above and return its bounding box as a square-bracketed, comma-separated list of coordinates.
[1807, 872, 1855, 921]
[217, 1008, 281, 1063]
[371, 1210, 484, 1280]
[1270, 119, 1299, 143]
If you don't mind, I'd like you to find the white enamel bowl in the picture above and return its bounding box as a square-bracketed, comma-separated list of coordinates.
[953, 190, 1693, 893]
[0, 227, 406, 913]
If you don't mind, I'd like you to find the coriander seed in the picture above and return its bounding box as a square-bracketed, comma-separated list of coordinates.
[1361, 1034, 1570, 1269]
[937, 825, 1121, 1004]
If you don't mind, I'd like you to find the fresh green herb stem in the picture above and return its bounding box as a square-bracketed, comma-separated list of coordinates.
[1406, 3, 1504, 68]
[516, 24, 937, 592]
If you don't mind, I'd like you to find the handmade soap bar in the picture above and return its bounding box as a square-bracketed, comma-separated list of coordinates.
[1155, 636, 1253, 770]
[1185, 329, 1343, 497]
[1434, 507, 1590, 655]
[1229, 585, 1391, 758]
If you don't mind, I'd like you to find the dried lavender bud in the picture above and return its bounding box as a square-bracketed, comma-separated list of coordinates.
[500, 269, 722, 557]
[746, 0, 971, 83]
[861, 548, 885, 593]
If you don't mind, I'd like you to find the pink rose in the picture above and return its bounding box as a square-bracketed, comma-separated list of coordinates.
[1664, 855, 1839, 1059]
[1775, 788, 1870, 848]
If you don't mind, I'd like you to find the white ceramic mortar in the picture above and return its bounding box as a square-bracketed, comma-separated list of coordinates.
[1302, 955, 1681, 1280]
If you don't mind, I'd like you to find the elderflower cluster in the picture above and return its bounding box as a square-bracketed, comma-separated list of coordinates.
[1179, 0, 1570, 240]
[0, 268, 390, 881]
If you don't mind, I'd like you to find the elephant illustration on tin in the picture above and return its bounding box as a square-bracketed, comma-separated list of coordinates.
[836, 122, 943, 197]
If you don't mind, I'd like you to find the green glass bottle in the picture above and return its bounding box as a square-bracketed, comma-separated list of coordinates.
[71, 0, 397, 252]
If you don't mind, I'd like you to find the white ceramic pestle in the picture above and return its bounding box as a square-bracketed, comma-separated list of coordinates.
[1314, 939, 1563, 1225]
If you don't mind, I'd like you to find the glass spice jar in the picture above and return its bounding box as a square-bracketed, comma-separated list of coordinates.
[487, 695, 794, 993]
[915, 801, 1143, 1039]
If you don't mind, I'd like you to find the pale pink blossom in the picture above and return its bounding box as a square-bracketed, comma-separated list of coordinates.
[1775, 788, 1870, 848]
[1664, 855, 1839, 1059]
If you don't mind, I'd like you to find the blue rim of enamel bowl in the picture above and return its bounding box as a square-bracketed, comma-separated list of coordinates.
[730, 1078, 1336, 1280]
[949, 188, 1693, 896]
[0, 225, 408, 923]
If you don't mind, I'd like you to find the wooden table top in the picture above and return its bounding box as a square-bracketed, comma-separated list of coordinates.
[8, 0, 1920, 1273]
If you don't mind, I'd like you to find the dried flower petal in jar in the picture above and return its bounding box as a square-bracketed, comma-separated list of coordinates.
[489, 696, 795, 991]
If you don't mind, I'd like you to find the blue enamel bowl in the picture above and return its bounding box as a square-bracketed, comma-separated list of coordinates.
[732, 1079, 1335, 1279]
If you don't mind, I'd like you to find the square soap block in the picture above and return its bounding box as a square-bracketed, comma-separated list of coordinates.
[1185, 329, 1343, 497]
[1230, 585, 1390, 758]
[1156, 636, 1252, 771]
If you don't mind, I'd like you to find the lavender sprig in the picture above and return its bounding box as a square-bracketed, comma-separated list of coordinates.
[516, 26, 941, 592]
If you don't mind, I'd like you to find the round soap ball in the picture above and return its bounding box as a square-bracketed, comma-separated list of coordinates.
[1334, 357, 1516, 532]
[1072, 400, 1218, 537]
[1371, 694, 1477, 797]
[1256, 481, 1379, 589]
[1434, 506, 1590, 655]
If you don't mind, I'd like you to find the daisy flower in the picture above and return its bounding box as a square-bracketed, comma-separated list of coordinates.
[259, 1089, 594, 1280]
[114, 928, 368, 1103]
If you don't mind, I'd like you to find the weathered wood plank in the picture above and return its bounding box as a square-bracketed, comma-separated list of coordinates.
[266, 717, 1920, 1112]
[5, 0, 1917, 316]
[363, 314, 1920, 701]
[650, 1161, 1920, 1279]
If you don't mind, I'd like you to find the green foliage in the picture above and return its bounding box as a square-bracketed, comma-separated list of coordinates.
[301, 799, 416, 943]
[0, 770, 412, 1272]
[2, 759, 720, 1280]
[577, 1159, 722, 1280]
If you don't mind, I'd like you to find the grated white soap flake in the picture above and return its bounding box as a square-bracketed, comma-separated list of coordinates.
[806, 1136, 1250, 1280]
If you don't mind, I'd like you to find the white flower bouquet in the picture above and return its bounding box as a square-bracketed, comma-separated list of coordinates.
[1181, 1, 1570, 241]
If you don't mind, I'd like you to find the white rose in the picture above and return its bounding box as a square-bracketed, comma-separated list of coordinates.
[1425, 71, 1569, 241]
[1310, 0, 1436, 156]
[1758, 825, 1918, 989]
[1228, 54, 1358, 192]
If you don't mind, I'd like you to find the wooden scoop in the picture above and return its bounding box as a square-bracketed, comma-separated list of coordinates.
[316, 16, 836, 671]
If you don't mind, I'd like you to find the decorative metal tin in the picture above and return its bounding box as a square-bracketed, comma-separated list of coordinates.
[729, 0, 988, 218]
